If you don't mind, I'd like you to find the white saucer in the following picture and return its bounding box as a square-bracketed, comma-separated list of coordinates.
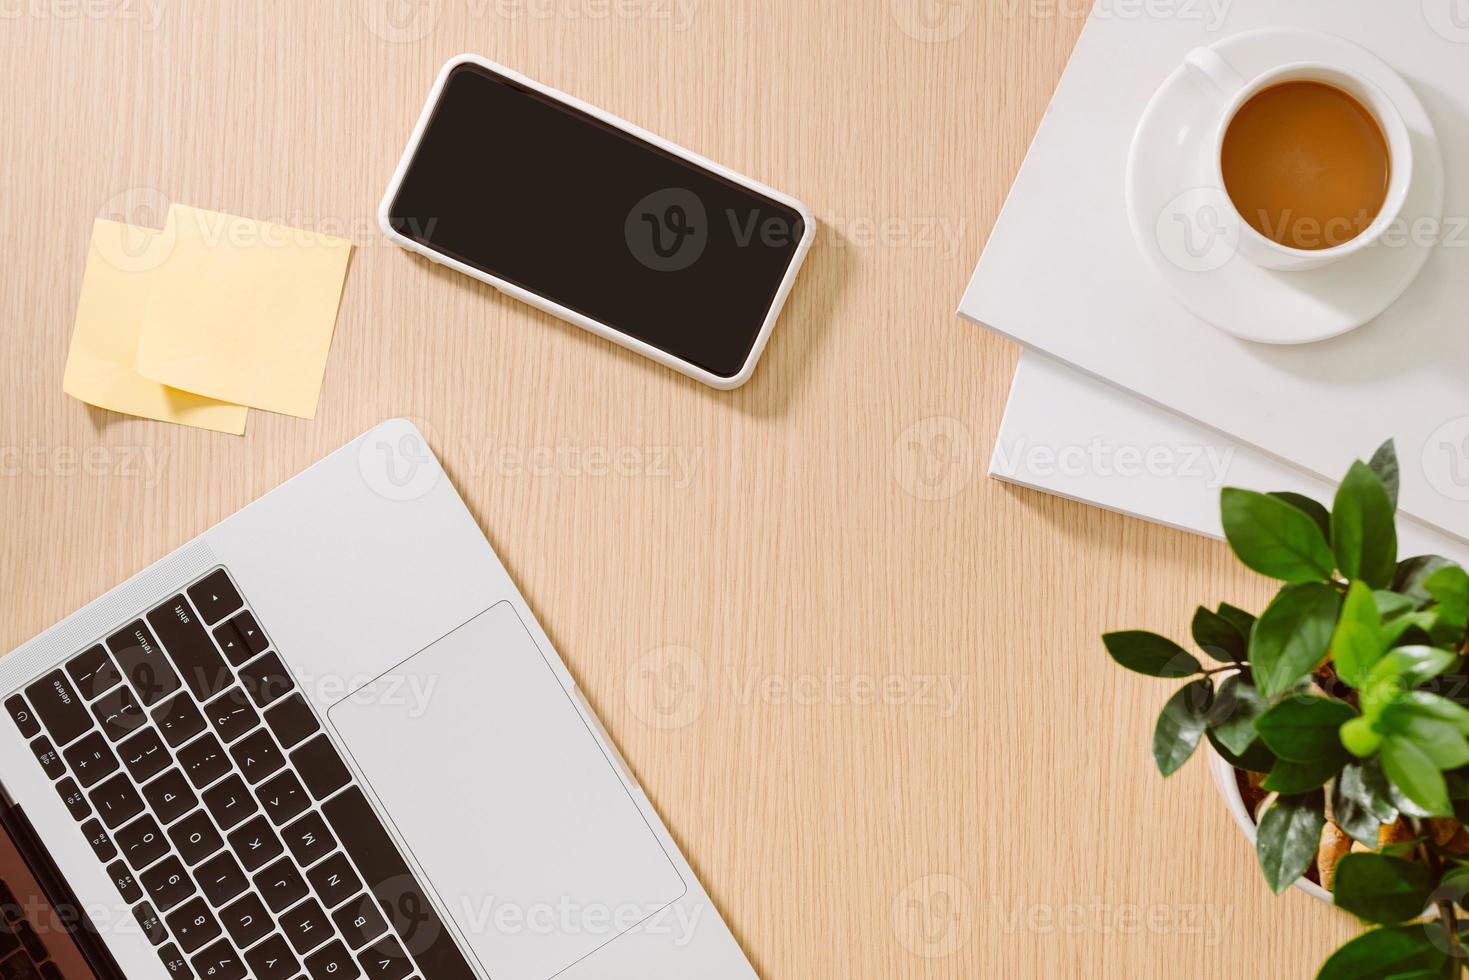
[1125, 28, 1444, 345]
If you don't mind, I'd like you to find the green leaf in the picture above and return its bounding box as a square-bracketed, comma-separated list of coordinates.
[1380, 736, 1452, 816]
[1316, 925, 1448, 980]
[1152, 679, 1213, 776]
[1332, 853, 1432, 924]
[1335, 581, 1386, 689]
[1255, 695, 1357, 762]
[1381, 707, 1469, 770]
[1262, 753, 1348, 794]
[1382, 611, 1439, 650]
[1438, 865, 1469, 906]
[1255, 791, 1325, 895]
[1221, 488, 1335, 584]
[1394, 556, 1455, 608]
[1424, 564, 1469, 630]
[1364, 646, 1460, 694]
[1333, 461, 1398, 589]
[1190, 606, 1246, 662]
[1102, 631, 1201, 678]
[1270, 491, 1333, 543]
[1374, 590, 1415, 622]
[1369, 440, 1400, 512]
[1342, 716, 1386, 757]
[1207, 727, 1277, 773]
[1216, 602, 1256, 639]
[1396, 691, 1469, 733]
[1207, 675, 1268, 756]
[1332, 760, 1398, 847]
[1249, 582, 1343, 698]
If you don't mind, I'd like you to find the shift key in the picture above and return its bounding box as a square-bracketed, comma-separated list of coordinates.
[148, 596, 230, 701]
[25, 671, 92, 747]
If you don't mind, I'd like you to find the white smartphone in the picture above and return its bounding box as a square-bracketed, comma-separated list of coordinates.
[379, 55, 815, 389]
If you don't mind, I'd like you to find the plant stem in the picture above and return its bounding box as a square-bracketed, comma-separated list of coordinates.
[1413, 817, 1463, 972]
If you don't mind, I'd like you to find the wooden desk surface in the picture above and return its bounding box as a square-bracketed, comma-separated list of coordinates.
[0, 1, 1357, 975]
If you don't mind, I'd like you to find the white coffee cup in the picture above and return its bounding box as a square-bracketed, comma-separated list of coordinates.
[1184, 47, 1413, 272]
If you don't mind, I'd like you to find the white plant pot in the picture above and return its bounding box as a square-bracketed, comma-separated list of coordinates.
[1207, 746, 1334, 904]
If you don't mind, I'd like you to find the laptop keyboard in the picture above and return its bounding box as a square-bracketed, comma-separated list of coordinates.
[0, 878, 65, 980]
[4, 569, 478, 980]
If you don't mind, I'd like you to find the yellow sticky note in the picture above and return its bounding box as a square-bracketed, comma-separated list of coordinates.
[63, 220, 248, 435]
[135, 205, 353, 419]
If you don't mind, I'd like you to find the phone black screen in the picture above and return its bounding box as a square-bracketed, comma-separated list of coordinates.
[385, 62, 807, 381]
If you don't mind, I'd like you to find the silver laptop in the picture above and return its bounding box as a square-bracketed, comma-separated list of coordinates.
[0, 419, 756, 980]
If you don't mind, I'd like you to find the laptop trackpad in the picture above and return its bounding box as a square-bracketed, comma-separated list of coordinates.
[328, 602, 686, 980]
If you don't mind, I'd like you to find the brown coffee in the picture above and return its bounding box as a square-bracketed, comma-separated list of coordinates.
[1220, 80, 1390, 251]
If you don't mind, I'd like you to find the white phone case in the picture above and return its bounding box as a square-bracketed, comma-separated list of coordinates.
[378, 54, 815, 390]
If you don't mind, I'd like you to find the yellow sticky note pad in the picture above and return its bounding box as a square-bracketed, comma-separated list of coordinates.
[135, 205, 353, 419]
[63, 220, 248, 435]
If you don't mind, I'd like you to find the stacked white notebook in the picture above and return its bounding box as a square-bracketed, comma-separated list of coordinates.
[961, 0, 1469, 560]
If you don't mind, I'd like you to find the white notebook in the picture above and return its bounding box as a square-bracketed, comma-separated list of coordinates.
[993, 351, 1469, 566]
[958, 0, 1469, 542]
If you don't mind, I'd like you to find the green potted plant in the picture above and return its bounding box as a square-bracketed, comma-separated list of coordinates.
[1104, 442, 1469, 978]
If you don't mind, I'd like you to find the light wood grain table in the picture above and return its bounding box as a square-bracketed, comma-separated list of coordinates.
[0, 0, 1359, 975]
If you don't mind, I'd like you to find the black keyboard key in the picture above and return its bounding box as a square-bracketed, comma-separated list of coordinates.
[264, 694, 319, 749]
[190, 938, 246, 980]
[80, 818, 116, 861]
[29, 738, 64, 780]
[5, 696, 39, 739]
[116, 815, 169, 870]
[227, 815, 284, 872]
[333, 894, 388, 950]
[214, 614, 269, 669]
[105, 621, 182, 707]
[141, 856, 196, 912]
[323, 788, 477, 980]
[306, 939, 360, 980]
[178, 734, 231, 789]
[91, 686, 146, 741]
[118, 727, 170, 783]
[135, 901, 167, 944]
[244, 934, 299, 980]
[203, 775, 257, 830]
[280, 898, 332, 954]
[238, 651, 292, 708]
[148, 596, 231, 701]
[254, 858, 308, 913]
[282, 812, 335, 867]
[204, 688, 259, 744]
[158, 942, 192, 978]
[169, 811, 224, 866]
[188, 571, 242, 626]
[24, 672, 91, 747]
[306, 852, 361, 909]
[89, 774, 143, 828]
[67, 645, 122, 700]
[219, 892, 272, 948]
[153, 695, 207, 748]
[56, 778, 90, 821]
[61, 731, 119, 788]
[14, 918, 44, 960]
[165, 897, 221, 954]
[106, 861, 141, 903]
[257, 771, 310, 826]
[357, 933, 413, 980]
[143, 769, 197, 825]
[229, 729, 284, 784]
[197, 851, 249, 907]
[292, 736, 352, 801]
